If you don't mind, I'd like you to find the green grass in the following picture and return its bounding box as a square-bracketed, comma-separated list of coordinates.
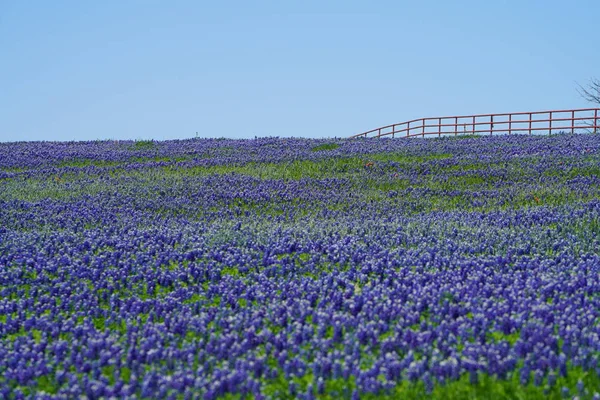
[311, 143, 341, 152]
[488, 330, 520, 345]
[436, 134, 483, 140]
[3, 148, 600, 220]
[56, 154, 193, 168]
[368, 152, 453, 163]
[155, 152, 453, 182]
[131, 139, 157, 150]
[257, 365, 599, 400]
[158, 157, 364, 180]
[0, 166, 29, 172]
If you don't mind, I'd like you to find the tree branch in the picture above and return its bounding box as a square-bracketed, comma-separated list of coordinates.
[577, 78, 600, 104]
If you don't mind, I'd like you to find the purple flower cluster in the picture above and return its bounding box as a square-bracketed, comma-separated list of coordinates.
[1, 134, 600, 398]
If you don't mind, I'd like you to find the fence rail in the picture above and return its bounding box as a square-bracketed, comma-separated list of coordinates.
[350, 108, 600, 139]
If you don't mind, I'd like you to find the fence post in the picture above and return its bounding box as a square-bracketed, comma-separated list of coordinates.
[595, 109, 598, 134]
[422, 119, 425, 138]
[407, 121, 410, 137]
[378, 128, 381, 138]
[472, 116, 476, 135]
[509, 114, 512, 134]
[438, 118, 442, 137]
[572, 110, 575, 134]
[455, 117, 458, 135]
[392, 125, 395, 138]
[529, 113, 532, 135]
[490, 115, 494, 136]
[549, 111, 552, 135]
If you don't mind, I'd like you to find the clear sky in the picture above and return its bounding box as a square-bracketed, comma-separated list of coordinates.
[1, 1, 598, 142]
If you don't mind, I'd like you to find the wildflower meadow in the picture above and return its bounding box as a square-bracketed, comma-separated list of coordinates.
[1, 134, 600, 399]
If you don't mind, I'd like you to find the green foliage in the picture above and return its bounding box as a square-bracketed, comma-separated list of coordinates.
[368, 152, 453, 163]
[438, 134, 483, 140]
[298, 253, 311, 262]
[35, 375, 60, 394]
[56, 154, 192, 168]
[121, 367, 132, 384]
[221, 266, 241, 277]
[31, 329, 42, 343]
[184, 293, 206, 304]
[131, 139, 157, 150]
[488, 330, 520, 345]
[102, 365, 117, 385]
[12, 147, 600, 216]
[256, 366, 599, 400]
[311, 143, 341, 152]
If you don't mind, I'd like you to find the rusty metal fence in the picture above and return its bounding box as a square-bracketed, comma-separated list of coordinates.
[350, 108, 600, 139]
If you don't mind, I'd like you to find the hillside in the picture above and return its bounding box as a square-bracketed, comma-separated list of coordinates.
[1, 134, 600, 398]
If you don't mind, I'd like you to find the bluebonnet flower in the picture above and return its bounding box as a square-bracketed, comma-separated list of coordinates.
[2, 134, 600, 396]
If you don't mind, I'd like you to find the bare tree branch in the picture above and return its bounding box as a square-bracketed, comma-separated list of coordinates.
[577, 78, 600, 105]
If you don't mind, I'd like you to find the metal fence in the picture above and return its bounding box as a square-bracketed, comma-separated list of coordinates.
[350, 108, 600, 139]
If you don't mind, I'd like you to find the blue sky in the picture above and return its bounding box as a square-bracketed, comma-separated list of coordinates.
[1, 0, 598, 142]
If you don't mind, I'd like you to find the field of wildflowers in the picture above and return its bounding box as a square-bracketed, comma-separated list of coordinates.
[1, 133, 600, 399]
